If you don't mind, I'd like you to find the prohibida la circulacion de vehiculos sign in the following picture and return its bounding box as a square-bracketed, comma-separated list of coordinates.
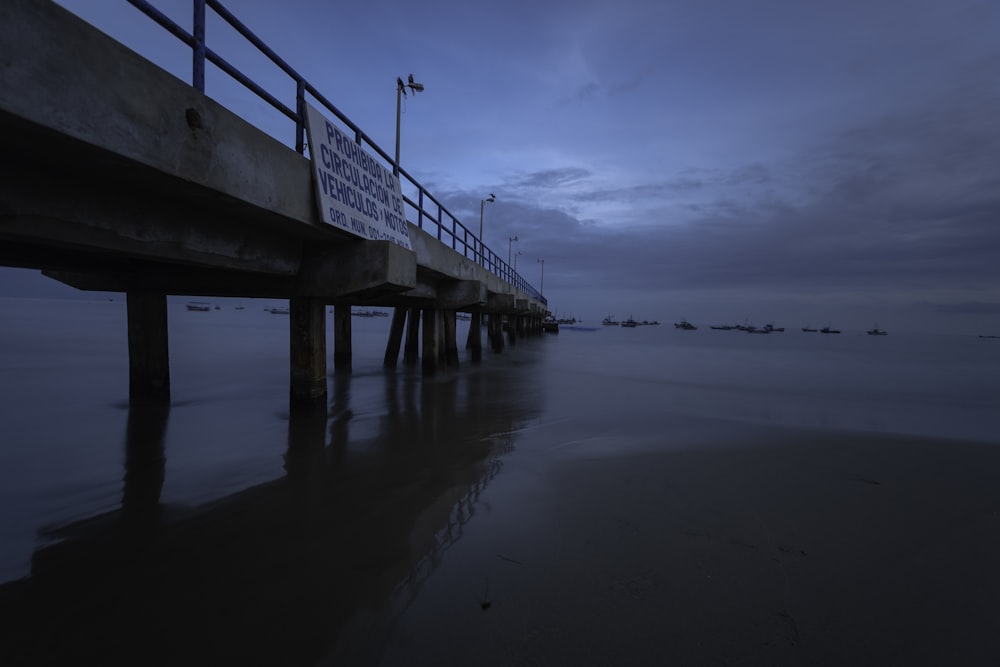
[304, 103, 412, 250]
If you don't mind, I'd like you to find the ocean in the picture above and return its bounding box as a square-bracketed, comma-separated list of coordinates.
[1, 296, 999, 664]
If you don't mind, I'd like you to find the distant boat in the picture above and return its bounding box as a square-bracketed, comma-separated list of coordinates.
[762, 323, 784, 333]
[602, 316, 619, 326]
[673, 319, 696, 330]
[820, 325, 841, 334]
[621, 317, 639, 328]
[867, 325, 888, 336]
[268, 307, 289, 315]
[186, 302, 211, 312]
[802, 326, 818, 332]
[710, 324, 734, 330]
[542, 316, 559, 333]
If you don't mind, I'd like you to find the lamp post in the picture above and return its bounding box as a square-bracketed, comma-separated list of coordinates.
[514, 250, 523, 271]
[508, 235, 518, 266]
[479, 193, 495, 242]
[394, 74, 424, 176]
[537, 258, 545, 295]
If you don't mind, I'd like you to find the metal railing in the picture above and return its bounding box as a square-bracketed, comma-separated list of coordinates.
[123, 0, 545, 305]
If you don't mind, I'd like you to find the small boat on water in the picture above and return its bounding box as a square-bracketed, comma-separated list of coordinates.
[186, 302, 211, 312]
[802, 326, 818, 332]
[820, 325, 841, 334]
[268, 306, 289, 315]
[602, 316, 620, 326]
[710, 324, 734, 330]
[673, 319, 696, 330]
[867, 325, 888, 336]
[621, 317, 639, 328]
[762, 323, 784, 333]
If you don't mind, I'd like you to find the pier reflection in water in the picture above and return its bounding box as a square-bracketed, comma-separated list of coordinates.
[0, 356, 541, 665]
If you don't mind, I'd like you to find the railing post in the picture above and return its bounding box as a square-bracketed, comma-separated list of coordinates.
[294, 79, 306, 154]
[192, 0, 206, 92]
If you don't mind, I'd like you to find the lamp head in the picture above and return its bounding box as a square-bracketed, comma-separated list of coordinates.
[487, 193, 496, 203]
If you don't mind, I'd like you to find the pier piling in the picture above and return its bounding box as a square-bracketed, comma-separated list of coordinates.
[126, 292, 171, 403]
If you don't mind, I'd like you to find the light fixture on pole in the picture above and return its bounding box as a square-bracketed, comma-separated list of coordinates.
[514, 250, 523, 271]
[479, 193, 495, 242]
[508, 235, 518, 266]
[537, 258, 545, 295]
[394, 74, 424, 176]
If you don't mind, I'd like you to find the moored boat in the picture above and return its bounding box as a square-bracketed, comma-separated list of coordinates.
[186, 302, 211, 312]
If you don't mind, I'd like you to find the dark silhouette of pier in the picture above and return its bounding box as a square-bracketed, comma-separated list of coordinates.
[0, 0, 549, 404]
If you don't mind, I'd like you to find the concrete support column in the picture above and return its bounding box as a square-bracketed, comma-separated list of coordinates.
[333, 304, 352, 371]
[422, 307, 439, 375]
[289, 297, 327, 403]
[383, 306, 407, 368]
[508, 315, 518, 347]
[443, 309, 459, 367]
[490, 313, 504, 353]
[404, 306, 421, 366]
[127, 291, 170, 403]
[467, 312, 483, 363]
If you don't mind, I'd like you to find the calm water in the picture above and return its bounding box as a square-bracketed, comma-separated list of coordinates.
[1, 297, 999, 664]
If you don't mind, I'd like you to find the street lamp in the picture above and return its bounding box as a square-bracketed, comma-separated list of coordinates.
[479, 193, 495, 242]
[537, 258, 545, 295]
[513, 250, 523, 271]
[394, 74, 424, 176]
[508, 235, 518, 266]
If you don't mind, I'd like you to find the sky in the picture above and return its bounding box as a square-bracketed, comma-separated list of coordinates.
[5, 0, 1000, 333]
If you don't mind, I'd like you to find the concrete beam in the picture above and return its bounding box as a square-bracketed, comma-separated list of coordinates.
[487, 293, 516, 313]
[297, 241, 417, 299]
[438, 280, 488, 310]
[0, 0, 319, 230]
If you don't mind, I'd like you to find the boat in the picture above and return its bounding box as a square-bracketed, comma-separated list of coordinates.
[867, 325, 888, 336]
[820, 325, 841, 334]
[602, 316, 620, 326]
[801, 326, 817, 332]
[542, 316, 559, 333]
[186, 302, 211, 312]
[621, 317, 639, 328]
[762, 323, 784, 333]
[268, 306, 289, 315]
[710, 324, 734, 330]
[673, 319, 696, 330]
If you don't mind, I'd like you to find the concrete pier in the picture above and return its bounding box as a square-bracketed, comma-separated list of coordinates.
[1, 0, 551, 400]
[467, 313, 483, 363]
[332, 305, 352, 371]
[289, 297, 326, 403]
[383, 307, 407, 368]
[421, 308, 440, 375]
[126, 292, 170, 403]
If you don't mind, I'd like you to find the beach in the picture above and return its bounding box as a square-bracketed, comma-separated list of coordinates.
[2, 299, 999, 664]
[368, 424, 1000, 666]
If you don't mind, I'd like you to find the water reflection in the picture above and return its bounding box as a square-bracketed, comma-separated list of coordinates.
[0, 362, 543, 665]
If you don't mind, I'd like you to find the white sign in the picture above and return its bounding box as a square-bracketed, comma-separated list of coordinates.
[304, 103, 412, 250]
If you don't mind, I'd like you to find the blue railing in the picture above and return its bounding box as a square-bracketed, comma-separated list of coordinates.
[123, 0, 545, 305]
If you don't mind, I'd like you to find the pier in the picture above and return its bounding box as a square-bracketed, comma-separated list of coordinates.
[0, 0, 549, 404]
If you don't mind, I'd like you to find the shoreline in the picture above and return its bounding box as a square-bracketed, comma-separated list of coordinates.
[372, 425, 1000, 665]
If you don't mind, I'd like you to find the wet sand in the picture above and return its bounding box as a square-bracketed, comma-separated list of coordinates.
[373, 426, 1000, 666]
